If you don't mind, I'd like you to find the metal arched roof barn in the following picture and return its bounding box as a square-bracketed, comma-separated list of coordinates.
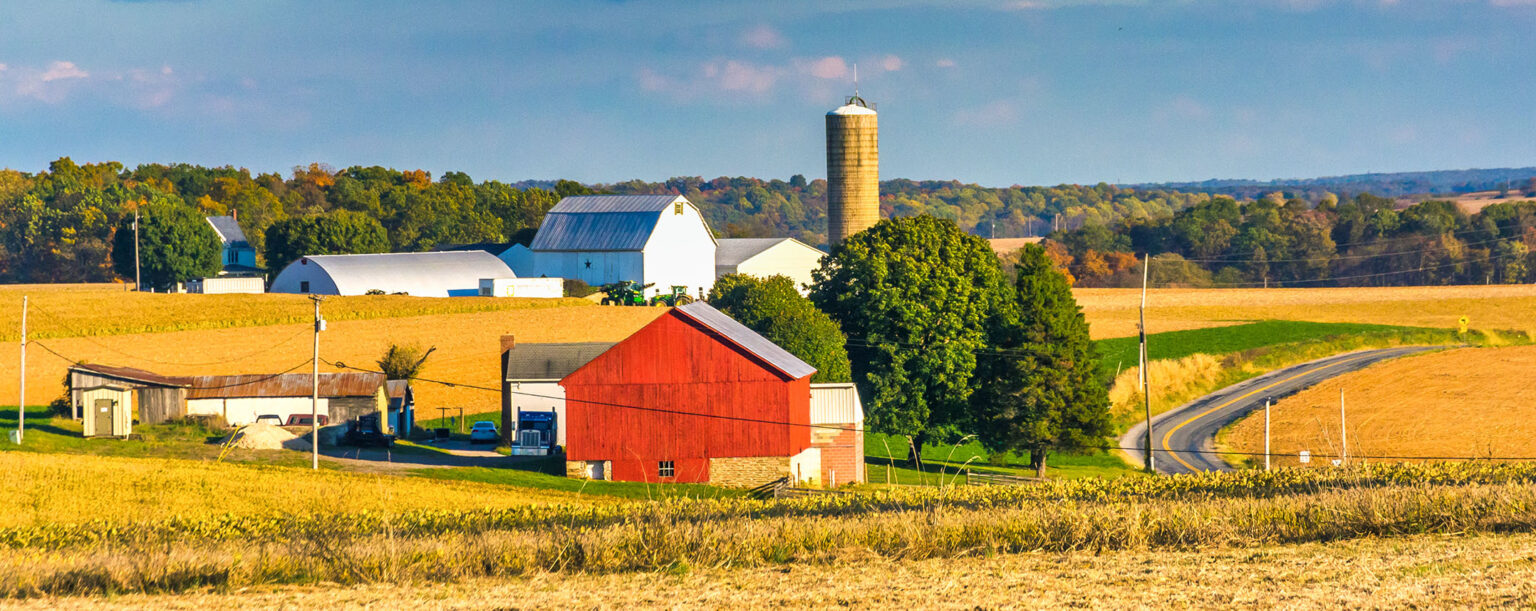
[269, 251, 515, 297]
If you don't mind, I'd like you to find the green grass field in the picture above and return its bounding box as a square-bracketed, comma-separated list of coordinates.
[1093, 320, 1431, 378]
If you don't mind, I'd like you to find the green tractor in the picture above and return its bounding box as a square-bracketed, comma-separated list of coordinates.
[599, 281, 652, 306]
[650, 285, 695, 307]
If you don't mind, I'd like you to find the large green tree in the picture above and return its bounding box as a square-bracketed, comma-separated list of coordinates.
[262, 210, 389, 273]
[708, 274, 851, 383]
[972, 244, 1111, 477]
[110, 198, 222, 289]
[809, 215, 1001, 454]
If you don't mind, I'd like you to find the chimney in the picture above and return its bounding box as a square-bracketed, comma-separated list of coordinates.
[500, 335, 516, 354]
[231, 209, 238, 222]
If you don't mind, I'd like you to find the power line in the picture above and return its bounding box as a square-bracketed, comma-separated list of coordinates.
[31, 340, 316, 390]
[26, 305, 311, 367]
[324, 357, 1536, 463]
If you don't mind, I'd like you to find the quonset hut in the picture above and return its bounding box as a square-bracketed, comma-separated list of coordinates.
[269, 251, 515, 297]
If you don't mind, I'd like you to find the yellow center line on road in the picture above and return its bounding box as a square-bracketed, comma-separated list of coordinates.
[1158, 351, 1389, 473]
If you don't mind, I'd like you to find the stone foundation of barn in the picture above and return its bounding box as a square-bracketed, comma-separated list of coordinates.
[709, 456, 792, 487]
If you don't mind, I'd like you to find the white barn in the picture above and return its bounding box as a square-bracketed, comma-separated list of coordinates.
[269, 251, 515, 297]
[530, 195, 717, 299]
[714, 238, 826, 295]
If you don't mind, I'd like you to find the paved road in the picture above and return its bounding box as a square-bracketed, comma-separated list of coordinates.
[1119, 346, 1437, 474]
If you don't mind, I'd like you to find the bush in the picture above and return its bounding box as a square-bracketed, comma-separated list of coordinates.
[563, 278, 597, 298]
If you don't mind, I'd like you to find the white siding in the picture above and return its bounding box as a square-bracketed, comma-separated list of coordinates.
[480, 277, 563, 298]
[533, 251, 644, 289]
[508, 381, 567, 447]
[726, 241, 825, 295]
[187, 397, 330, 426]
[189, 276, 266, 294]
[268, 262, 341, 295]
[500, 244, 536, 276]
[641, 204, 717, 298]
[810, 383, 864, 425]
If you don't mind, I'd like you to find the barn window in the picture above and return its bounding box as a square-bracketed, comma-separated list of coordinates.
[658, 461, 675, 478]
[300, 281, 310, 293]
[673, 202, 684, 215]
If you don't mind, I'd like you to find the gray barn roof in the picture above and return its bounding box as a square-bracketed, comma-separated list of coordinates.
[674, 302, 817, 380]
[714, 238, 823, 267]
[505, 342, 616, 381]
[530, 195, 687, 252]
[205, 216, 248, 245]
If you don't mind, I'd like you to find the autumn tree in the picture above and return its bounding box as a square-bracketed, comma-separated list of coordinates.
[262, 210, 389, 272]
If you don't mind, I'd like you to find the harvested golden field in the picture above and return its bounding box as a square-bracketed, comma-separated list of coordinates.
[1223, 345, 1536, 467]
[0, 452, 593, 529]
[23, 532, 1536, 608]
[1077, 283, 1536, 339]
[0, 283, 596, 341]
[2, 305, 667, 414]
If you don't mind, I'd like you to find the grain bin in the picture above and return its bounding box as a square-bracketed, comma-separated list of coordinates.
[825, 95, 879, 246]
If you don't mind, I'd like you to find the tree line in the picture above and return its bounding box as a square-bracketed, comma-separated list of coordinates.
[1050, 192, 1536, 288]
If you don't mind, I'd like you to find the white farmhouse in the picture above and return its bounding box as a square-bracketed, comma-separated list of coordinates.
[714, 238, 826, 295]
[269, 251, 515, 297]
[530, 195, 717, 299]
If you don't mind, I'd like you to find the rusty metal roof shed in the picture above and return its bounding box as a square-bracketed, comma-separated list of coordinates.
[186, 372, 386, 400]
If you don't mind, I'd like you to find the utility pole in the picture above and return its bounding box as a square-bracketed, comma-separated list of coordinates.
[1140, 253, 1153, 474]
[133, 210, 141, 291]
[1339, 388, 1347, 466]
[310, 295, 325, 470]
[1263, 398, 1271, 472]
[16, 296, 26, 444]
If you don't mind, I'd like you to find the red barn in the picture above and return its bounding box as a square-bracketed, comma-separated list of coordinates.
[561, 301, 818, 486]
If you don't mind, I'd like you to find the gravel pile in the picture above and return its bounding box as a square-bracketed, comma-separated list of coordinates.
[225, 423, 300, 450]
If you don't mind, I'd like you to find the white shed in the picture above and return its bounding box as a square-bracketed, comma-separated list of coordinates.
[529, 195, 717, 299]
[501, 339, 616, 451]
[714, 238, 826, 295]
[269, 251, 516, 297]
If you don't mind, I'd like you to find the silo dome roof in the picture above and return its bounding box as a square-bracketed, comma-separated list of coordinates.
[828, 103, 877, 116]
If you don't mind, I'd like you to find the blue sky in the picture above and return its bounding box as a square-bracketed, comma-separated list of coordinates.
[1, 0, 1534, 186]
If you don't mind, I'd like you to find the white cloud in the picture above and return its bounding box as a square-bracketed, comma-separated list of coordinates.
[879, 54, 905, 72]
[740, 24, 787, 49]
[0, 60, 189, 109]
[936, 58, 957, 68]
[40, 61, 89, 82]
[705, 60, 779, 93]
[801, 56, 850, 80]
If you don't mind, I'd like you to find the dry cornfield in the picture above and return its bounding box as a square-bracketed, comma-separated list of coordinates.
[34, 532, 1534, 609]
[0, 452, 597, 530]
[1222, 345, 1536, 466]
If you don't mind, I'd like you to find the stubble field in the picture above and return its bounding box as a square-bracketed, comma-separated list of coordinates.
[1222, 345, 1536, 467]
[30, 532, 1534, 609]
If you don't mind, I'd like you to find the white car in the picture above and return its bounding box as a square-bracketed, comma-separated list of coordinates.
[467, 421, 499, 444]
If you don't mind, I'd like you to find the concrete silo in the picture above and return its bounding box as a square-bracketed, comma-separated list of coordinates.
[825, 95, 879, 245]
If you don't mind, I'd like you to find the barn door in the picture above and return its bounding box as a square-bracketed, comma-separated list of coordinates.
[93, 399, 114, 436]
